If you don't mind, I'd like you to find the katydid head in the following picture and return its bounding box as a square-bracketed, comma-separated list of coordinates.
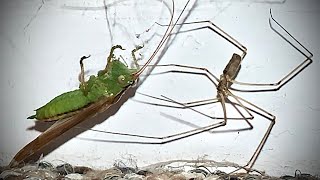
[110, 60, 136, 88]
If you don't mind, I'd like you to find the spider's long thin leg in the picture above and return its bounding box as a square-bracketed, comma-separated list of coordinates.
[78, 94, 250, 144]
[153, 90, 254, 144]
[226, 92, 275, 174]
[234, 93, 275, 169]
[77, 104, 227, 144]
[138, 92, 220, 109]
[137, 63, 219, 109]
[155, 20, 247, 59]
[146, 63, 220, 81]
[230, 9, 313, 92]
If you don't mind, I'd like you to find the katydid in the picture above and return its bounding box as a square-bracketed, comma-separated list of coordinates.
[9, 0, 192, 167]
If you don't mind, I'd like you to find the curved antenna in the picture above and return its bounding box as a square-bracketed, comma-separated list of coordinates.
[133, 0, 192, 78]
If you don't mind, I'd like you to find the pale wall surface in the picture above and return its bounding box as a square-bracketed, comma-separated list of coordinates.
[0, 0, 319, 176]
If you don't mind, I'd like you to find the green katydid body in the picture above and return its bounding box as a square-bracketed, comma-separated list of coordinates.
[28, 45, 139, 121]
[10, 45, 145, 167]
[10, 0, 190, 167]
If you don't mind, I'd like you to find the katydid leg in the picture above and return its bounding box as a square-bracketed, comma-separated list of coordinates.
[79, 55, 91, 95]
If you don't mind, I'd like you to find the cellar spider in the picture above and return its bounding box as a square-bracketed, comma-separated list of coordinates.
[137, 9, 313, 174]
[85, 9, 312, 174]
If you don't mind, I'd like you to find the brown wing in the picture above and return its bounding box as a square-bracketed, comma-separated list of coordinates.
[9, 88, 129, 168]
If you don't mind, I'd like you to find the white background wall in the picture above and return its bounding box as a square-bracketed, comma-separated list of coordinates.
[0, 0, 319, 176]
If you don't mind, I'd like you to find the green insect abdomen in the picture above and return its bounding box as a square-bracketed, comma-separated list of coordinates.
[32, 89, 91, 120]
[29, 76, 120, 120]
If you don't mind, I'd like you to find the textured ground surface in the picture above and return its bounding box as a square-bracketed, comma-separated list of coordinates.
[1, 159, 319, 180]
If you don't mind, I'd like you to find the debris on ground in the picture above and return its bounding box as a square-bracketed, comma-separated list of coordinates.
[1, 159, 319, 180]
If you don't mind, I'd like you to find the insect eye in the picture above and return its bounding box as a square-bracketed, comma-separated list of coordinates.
[118, 75, 126, 84]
